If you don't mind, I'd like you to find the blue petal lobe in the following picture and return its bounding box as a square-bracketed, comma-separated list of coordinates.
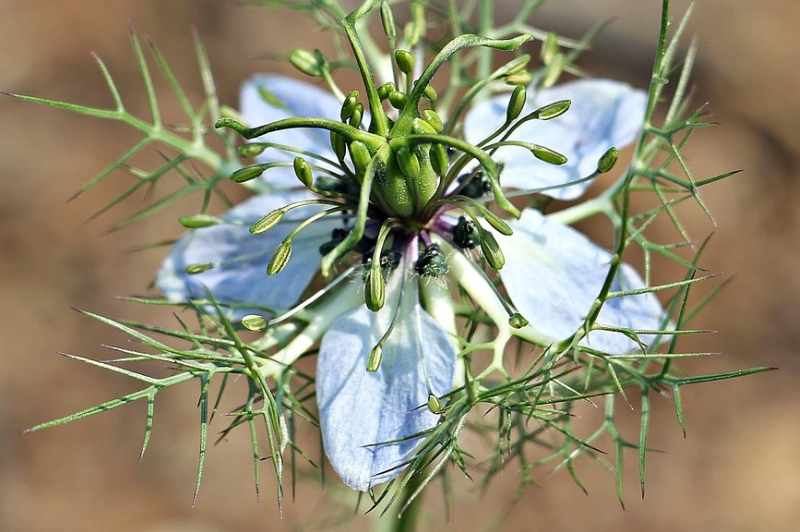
[464, 79, 646, 200]
[156, 190, 335, 319]
[316, 270, 456, 491]
[498, 209, 665, 354]
[240, 75, 342, 188]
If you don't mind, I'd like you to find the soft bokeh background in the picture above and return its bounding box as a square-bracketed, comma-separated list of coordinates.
[1, 1, 797, 530]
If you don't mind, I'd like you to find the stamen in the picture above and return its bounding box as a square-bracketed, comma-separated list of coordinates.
[438, 231, 528, 329]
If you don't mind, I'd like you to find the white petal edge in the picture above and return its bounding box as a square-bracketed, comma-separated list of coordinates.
[464, 79, 646, 200]
[156, 190, 335, 320]
[316, 268, 456, 491]
[498, 208, 665, 354]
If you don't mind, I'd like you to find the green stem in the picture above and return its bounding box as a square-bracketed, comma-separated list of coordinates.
[391, 475, 424, 532]
[233, 117, 384, 149]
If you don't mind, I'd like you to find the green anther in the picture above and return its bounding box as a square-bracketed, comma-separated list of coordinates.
[289, 48, 324, 77]
[293, 157, 313, 188]
[214, 116, 248, 135]
[597, 147, 619, 173]
[427, 393, 442, 414]
[230, 164, 267, 183]
[532, 145, 568, 166]
[378, 82, 396, 101]
[349, 141, 371, 176]
[388, 90, 407, 110]
[250, 209, 285, 235]
[534, 100, 571, 120]
[507, 86, 527, 122]
[330, 131, 347, 161]
[178, 214, 221, 229]
[479, 229, 505, 270]
[506, 55, 531, 76]
[542, 53, 565, 88]
[257, 86, 286, 109]
[349, 103, 364, 128]
[397, 147, 421, 179]
[380, 1, 396, 40]
[394, 49, 415, 75]
[367, 344, 383, 372]
[267, 240, 293, 276]
[505, 71, 532, 86]
[541, 33, 559, 64]
[241, 314, 267, 332]
[423, 85, 438, 103]
[431, 144, 449, 176]
[508, 312, 529, 329]
[481, 210, 513, 236]
[238, 143, 268, 158]
[365, 268, 386, 312]
[340, 90, 359, 120]
[422, 109, 443, 133]
[185, 263, 214, 275]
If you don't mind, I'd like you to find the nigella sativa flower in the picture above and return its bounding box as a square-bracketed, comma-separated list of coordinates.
[157, 53, 661, 490]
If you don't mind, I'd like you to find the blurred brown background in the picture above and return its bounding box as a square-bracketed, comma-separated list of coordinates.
[1, 1, 797, 531]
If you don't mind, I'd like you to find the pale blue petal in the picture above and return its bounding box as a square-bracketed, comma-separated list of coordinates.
[498, 209, 664, 354]
[464, 79, 646, 200]
[156, 190, 335, 320]
[240, 75, 341, 188]
[316, 270, 456, 491]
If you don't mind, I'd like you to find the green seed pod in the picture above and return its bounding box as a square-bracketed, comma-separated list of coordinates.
[481, 211, 513, 236]
[541, 32, 559, 64]
[388, 90, 407, 110]
[508, 313, 529, 329]
[185, 262, 214, 275]
[330, 131, 347, 161]
[250, 209, 285, 235]
[349, 103, 364, 128]
[289, 48, 323, 77]
[394, 49, 415, 75]
[421, 109, 444, 133]
[505, 71, 532, 87]
[365, 268, 386, 312]
[293, 157, 313, 188]
[380, 1, 397, 40]
[230, 164, 267, 183]
[241, 314, 267, 332]
[367, 344, 383, 372]
[178, 214, 221, 229]
[340, 90, 359, 120]
[534, 99, 571, 120]
[238, 143, 268, 158]
[378, 82, 396, 101]
[431, 144, 449, 176]
[597, 147, 619, 174]
[479, 229, 505, 270]
[396, 147, 421, 179]
[423, 84, 438, 103]
[427, 393, 442, 414]
[506, 86, 527, 122]
[267, 240, 293, 276]
[349, 141, 371, 176]
[532, 145, 568, 166]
